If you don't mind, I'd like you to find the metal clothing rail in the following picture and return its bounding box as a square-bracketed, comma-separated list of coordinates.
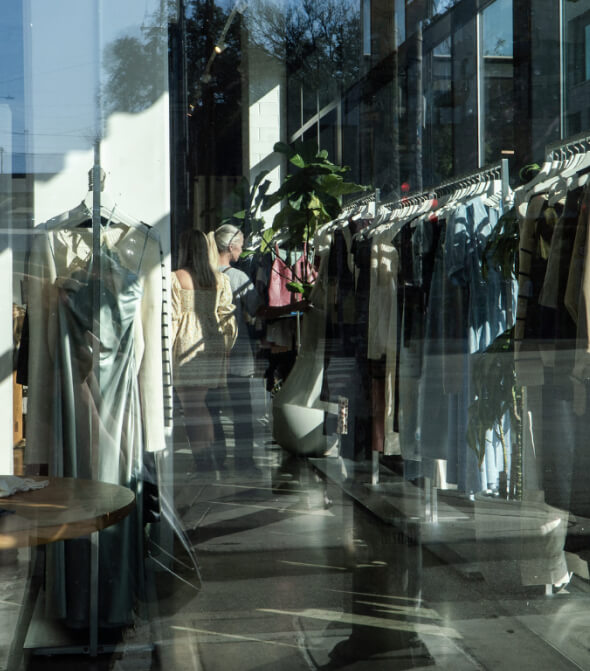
[341, 162, 507, 224]
[381, 162, 503, 211]
[545, 131, 590, 161]
[342, 187, 378, 212]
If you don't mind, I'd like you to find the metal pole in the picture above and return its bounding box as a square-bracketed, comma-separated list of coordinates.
[89, 0, 103, 655]
[371, 450, 379, 485]
[501, 157, 510, 204]
[415, 22, 423, 192]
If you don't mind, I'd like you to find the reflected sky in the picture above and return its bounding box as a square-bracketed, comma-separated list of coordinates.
[483, 0, 513, 57]
[14, 1, 161, 170]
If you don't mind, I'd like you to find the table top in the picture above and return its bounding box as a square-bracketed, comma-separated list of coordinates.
[0, 477, 135, 549]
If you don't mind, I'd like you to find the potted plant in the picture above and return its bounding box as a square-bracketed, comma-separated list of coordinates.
[259, 139, 368, 298]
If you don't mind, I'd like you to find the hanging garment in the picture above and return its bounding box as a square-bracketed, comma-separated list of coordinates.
[291, 242, 318, 298]
[367, 228, 399, 454]
[397, 216, 439, 466]
[514, 194, 550, 386]
[27, 224, 166, 460]
[571, 184, 590, 403]
[26, 223, 165, 628]
[418, 197, 513, 494]
[268, 245, 294, 307]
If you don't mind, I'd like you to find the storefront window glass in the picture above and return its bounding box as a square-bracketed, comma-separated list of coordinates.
[565, 0, 590, 135]
[3, 1, 590, 669]
[424, 36, 453, 185]
[482, 0, 514, 163]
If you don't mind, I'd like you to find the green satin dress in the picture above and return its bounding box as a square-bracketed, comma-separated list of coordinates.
[46, 239, 146, 628]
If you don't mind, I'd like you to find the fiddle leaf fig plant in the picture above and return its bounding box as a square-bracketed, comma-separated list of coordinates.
[262, 140, 368, 246]
[260, 139, 368, 293]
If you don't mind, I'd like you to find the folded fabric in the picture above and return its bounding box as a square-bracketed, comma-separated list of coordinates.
[0, 476, 49, 498]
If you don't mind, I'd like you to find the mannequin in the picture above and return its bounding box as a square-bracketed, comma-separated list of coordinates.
[26, 207, 165, 628]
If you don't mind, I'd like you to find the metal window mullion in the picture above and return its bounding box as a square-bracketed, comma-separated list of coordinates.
[89, 142, 101, 660]
[476, 10, 485, 168]
[316, 90, 320, 147]
[89, 0, 103, 651]
[559, 0, 565, 139]
[336, 100, 342, 166]
[363, 0, 371, 57]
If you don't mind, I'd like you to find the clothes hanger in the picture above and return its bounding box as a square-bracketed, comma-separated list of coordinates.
[513, 154, 557, 214]
[46, 168, 146, 231]
[547, 173, 572, 207]
[560, 142, 590, 185]
[84, 189, 145, 229]
[436, 184, 465, 217]
[524, 149, 567, 197]
[369, 205, 392, 234]
[352, 199, 375, 221]
[543, 146, 574, 206]
[481, 176, 503, 208]
[558, 144, 582, 177]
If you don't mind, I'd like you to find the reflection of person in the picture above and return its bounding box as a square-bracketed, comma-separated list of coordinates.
[211, 224, 308, 472]
[211, 224, 265, 472]
[171, 229, 237, 470]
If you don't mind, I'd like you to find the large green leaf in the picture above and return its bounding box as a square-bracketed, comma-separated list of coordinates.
[293, 139, 320, 164]
[273, 141, 295, 156]
[289, 153, 306, 169]
[262, 185, 289, 209]
[272, 205, 308, 233]
[271, 205, 295, 231]
[317, 173, 368, 197]
[313, 189, 343, 219]
[288, 193, 305, 211]
[260, 227, 276, 254]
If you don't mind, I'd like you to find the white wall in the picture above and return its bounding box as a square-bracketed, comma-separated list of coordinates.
[28, 0, 170, 234]
[246, 41, 287, 227]
[0, 105, 13, 473]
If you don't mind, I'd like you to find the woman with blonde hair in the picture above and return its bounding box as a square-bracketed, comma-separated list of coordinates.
[172, 228, 237, 470]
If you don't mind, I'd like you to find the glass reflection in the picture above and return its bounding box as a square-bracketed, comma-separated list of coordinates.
[482, 0, 514, 164]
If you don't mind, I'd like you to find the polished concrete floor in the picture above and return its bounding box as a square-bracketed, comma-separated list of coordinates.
[2, 386, 590, 669]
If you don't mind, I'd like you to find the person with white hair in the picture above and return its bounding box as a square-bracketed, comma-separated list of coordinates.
[212, 224, 307, 473]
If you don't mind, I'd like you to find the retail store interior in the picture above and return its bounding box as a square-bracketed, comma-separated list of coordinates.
[2, 0, 590, 669]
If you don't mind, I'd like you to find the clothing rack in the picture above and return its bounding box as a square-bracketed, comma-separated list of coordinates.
[434, 163, 502, 199]
[380, 163, 503, 211]
[525, 132, 590, 185]
[321, 160, 512, 511]
[342, 188, 378, 214]
[341, 163, 505, 224]
[545, 131, 590, 161]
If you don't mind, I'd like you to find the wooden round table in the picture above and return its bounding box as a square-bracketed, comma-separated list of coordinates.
[0, 476, 136, 549]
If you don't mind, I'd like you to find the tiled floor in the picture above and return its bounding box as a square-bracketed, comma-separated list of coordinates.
[3, 389, 590, 669]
